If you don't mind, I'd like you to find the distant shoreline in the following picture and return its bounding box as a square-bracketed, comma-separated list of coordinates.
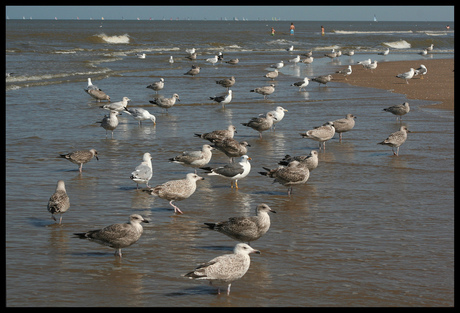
[332, 58, 454, 111]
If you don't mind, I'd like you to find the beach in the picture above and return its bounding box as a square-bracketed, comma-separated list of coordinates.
[333, 58, 454, 110]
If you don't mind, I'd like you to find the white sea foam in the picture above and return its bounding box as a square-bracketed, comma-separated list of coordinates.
[333, 30, 413, 35]
[382, 40, 411, 49]
[97, 33, 130, 44]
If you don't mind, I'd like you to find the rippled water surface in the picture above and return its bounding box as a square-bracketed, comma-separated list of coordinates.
[6, 20, 454, 306]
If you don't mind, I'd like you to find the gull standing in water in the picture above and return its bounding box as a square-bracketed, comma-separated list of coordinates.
[100, 96, 130, 112]
[300, 121, 335, 150]
[149, 93, 180, 112]
[184, 65, 201, 77]
[260, 106, 288, 131]
[259, 160, 310, 195]
[264, 69, 279, 80]
[146, 78, 165, 94]
[209, 90, 233, 108]
[124, 107, 156, 125]
[59, 149, 99, 173]
[311, 74, 333, 87]
[169, 144, 214, 173]
[201, 155, 252, 189]
[184, 243, 260, 295]
[130, 152, 153, 189]
[291, 77, 310, 91]
[332, 114, 356, 142]
[250, 84, 275, 100]
[145, 173, 204, 214]
[84, 78, 110, 102]
[378, 48, 390, 56]
[206, 55, 219, 66]
[270, 60, 284, 69]
[47, 180, 70, 224]
[215, 76, 235, 90]
[288, 55, 300, 64]
[378, 126, 411, 156]
[194, 125, 237, 142]
[99, 110, 120, 139]
[73, 214, 149, 257]
[211, 138, 250, 163]
[278, 150, 319, 172]
[383, 102, 410, 121]
[204, 203, 276, 245]
[335, 65, 352, 80]
[241, 112, 277, 138]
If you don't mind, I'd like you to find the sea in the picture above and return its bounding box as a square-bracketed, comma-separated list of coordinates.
[5, 19, 454, 307]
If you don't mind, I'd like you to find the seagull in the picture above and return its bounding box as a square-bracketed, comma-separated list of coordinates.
[145, 173, 204, 214]
[47, 180, 70, 224]
[136, 53, 146, 59]
[184, 65, 201, 76]
[124, 107, 156, 125]
[184, 243, 260, 295]
[130, 152, 153, 189]
[364, 60, 378, 72]
[378, 126, 411, 156]
[414, 64, 427, 79]
[146, 78, 165, 94]
[343, 50, 355, 56]
[185, 47, 196, 55]
[194, 125, 237, 142]
[211, 138, 250, 163]
[209, 90, 233, 108]
[206, 55, 219, 65]
[259, 160, 310, 195]
[84, 79, 110, 102]
[300, 121, 335, 150]
[264, 69, 279, 80]
[100, 96, 130, 112]
[358, 58, 372, 67]
[419, 49, 428, 56]
[250, 84, 275, 99]
[286, 45, 294, 52]
[215, 76, 235, 89]
[203, 203, 276, 245]
[260, 106, 288, 131]
[302, 51, 313, 57]
[383, 102, 410, 121]
[186, 52, 197, 60]
[270, 61, 284, 69]
[291, 77, 310, 91]
[217, 51, 224, 61]
[278, 150, 319, 172]
[59, 149, 99, 173]
[169, 56, 174, 64]
[225, 58, 239, 65]
[169, 144, 214, 173]
[324, 49, 337, 59]
[302, 56, 314, 64]
[288, 55, 300, 64]
[335, 65, 352, 79]
[73, 214, 149, 257]
[426, 44, 434, 52]
[311, 74, 333, 86]
[99, 110, 120, 139]
[201, 155, 252, 189]
[149, 93, 180, 112]
[241, 112, 277, 138]
[332, 114, 356, 142]
[396, 68, 415, 84]
[86, 78, 101, 91]
[378, 48, 390, 56]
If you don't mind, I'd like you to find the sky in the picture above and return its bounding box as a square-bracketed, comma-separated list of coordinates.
[5, 6, 455, 22]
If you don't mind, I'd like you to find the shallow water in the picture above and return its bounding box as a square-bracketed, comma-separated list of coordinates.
[6, 20, 454, 306]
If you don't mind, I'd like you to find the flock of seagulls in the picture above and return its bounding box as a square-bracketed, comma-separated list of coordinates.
[45, 40, 433, 295]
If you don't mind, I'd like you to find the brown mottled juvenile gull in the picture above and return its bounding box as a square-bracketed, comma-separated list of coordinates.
[124, 107, 156, 125]
[225, 58, 239, 65]
[146, 77, 164, 94]
[60, 148, 99, 172]
[332, 114, 356, 142]
[186, 52, 197, 61]
[73, 214, 149, 257]
[378, 126, 411, 156]
[184, 243, 260, 295]
[396, 68, 415, 84]
[216, 76, 235, 89]
[130, 152, 153, 189]
[259, 160, 310, 195]
[169, 144, 214, 173]
[278, 150, 319, 172]
[149, 93, 180, 112]
[264, 69, 279, 80]
[241, 112, 276, 138]
[211, 138, 250, 162]
[311, 74, 333, 86]
[201, 155, 251, 189]
[184, 65, 201, 76]
[99, 110, 120, 139]
[194, 125, 236, 142]
[209, 90, 232, 108]
[250, 84, 275, 99]
[204, 203, 276, 245]
[300, 121, 335, 150]
[145, 173, 204, 214]
[100, 96, 130, 112]
[383, 102, 410, 121]
[85, 88, 111, 102]
[47, 180, 70, 224]
[291, 77, 309, 91]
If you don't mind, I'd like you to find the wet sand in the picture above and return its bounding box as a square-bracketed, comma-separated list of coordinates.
[332, 58, 454, 111]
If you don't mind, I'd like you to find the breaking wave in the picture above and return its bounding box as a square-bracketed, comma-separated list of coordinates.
[382, 40, 411, 49]
[94, 33, 130, 44]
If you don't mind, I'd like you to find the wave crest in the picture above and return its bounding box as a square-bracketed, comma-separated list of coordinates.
[95, 33, 130, 44]
[382, 40, 411, 49]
